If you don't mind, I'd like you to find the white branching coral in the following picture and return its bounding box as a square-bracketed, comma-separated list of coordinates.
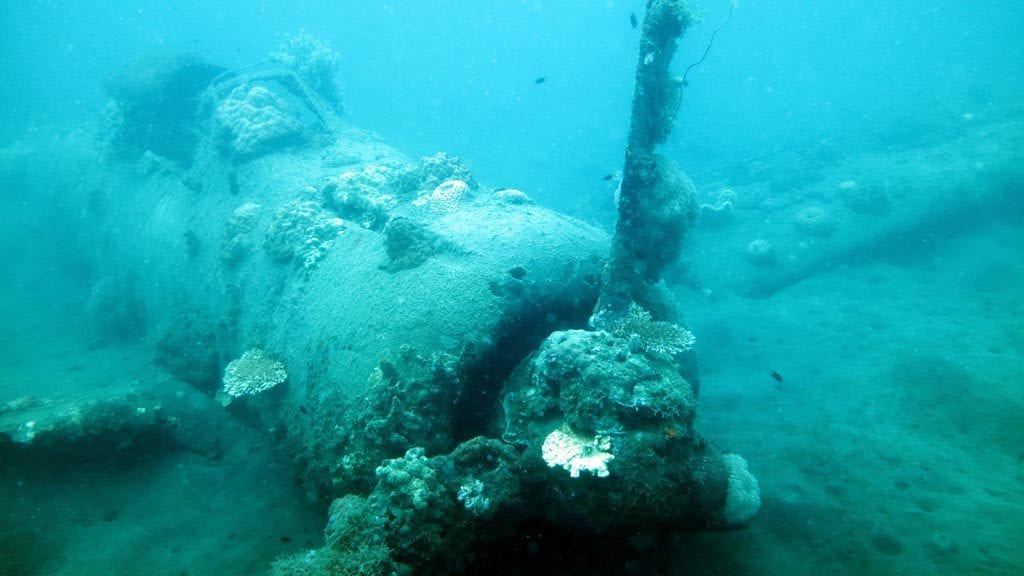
[223, 349, 288, 397]
[607, 303, 695, 355]
[541, 426, 614, 478]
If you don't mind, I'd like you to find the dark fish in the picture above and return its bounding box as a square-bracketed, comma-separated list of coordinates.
[299, 405, 308, 415]
[534, 76, 546, 84]
[279, 536, 292, 544]
[602, 174, 615, 181]
[630, 13, 638, 29]
[770, 371, 784, 383]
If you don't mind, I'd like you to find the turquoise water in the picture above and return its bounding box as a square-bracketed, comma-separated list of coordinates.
[1, 1, 1022, 575]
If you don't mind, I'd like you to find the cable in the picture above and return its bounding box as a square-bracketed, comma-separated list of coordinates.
[682, 0, 735, 87]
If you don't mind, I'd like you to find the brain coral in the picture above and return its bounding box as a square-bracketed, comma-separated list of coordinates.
[494, 188, 533, 205]
[793, 205, 835, 237]
[743, 238, 776, 267]
[414, 179, 471, 213]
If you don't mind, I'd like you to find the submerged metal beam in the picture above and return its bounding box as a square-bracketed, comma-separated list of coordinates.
[597, 0, 694, 319]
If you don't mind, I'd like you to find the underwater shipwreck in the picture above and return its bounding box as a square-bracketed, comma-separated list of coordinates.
[2, 1, 1022, 574]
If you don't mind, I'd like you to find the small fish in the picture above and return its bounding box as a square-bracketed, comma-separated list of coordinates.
[279, 536, 292, 544]
[298, 405, 308, 415]
[534, 76, 546, 85]
[630, 13, 638, 29]
[602, 174, 615, 181]
[770, 371, 784, 384]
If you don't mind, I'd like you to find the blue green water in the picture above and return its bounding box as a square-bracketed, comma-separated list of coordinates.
[5, 1, 1020, 210]
[1, 1, 1022, 575]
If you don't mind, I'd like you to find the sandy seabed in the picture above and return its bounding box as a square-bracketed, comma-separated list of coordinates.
[675, 221, 1024, 575]
[1, 220, 1020, 576]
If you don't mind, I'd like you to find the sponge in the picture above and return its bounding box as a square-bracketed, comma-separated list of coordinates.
[722, 453, 761, 526]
